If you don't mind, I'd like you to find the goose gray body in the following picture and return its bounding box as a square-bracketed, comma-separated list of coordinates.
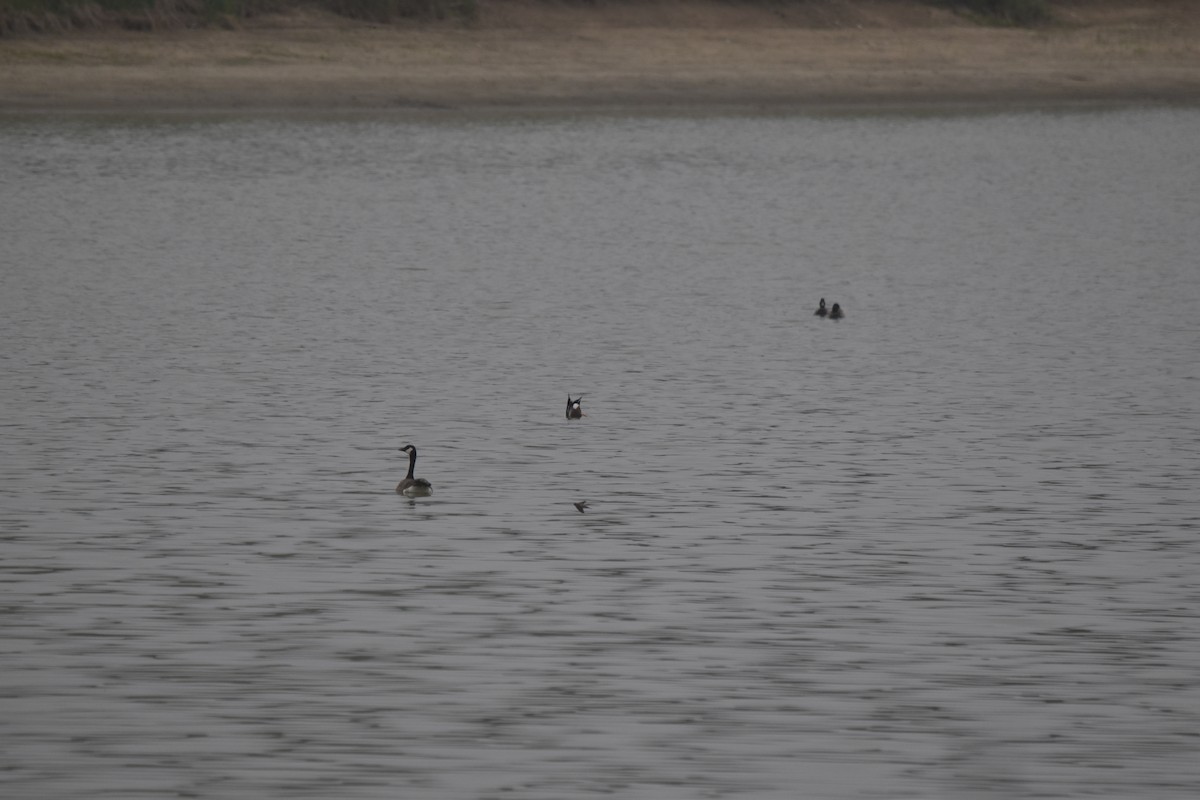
[397, 444, 433, 497]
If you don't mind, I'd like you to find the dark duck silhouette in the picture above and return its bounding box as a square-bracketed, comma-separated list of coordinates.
[815, 298, 828, 317]
[566, 395, 585, 420]
[396, 444, 433, 496]
[829, 303, 844, 321]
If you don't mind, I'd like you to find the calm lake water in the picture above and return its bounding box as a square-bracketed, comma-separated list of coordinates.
[2, 106, 1199, 799]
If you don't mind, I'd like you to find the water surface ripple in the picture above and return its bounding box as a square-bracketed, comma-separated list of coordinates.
[2, 108, 1199, 799]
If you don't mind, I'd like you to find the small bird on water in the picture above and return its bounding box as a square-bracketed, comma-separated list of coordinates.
[566, 395, 585, 420]
[829, 302, 844, 320]
[815, 298, 828, 317]
[574, 501, 589, 513]
[396, 444, 433, 497]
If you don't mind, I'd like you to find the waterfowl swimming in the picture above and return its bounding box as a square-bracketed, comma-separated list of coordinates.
[829, 303, 844, 320]
[566, 395, 585, 420]
[396, 444, 433, 496]
[815, 298, 828, 317]
[574, 500, 589, 514]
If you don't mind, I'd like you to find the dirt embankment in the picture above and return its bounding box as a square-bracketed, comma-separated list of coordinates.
[1, 0, 1198, 112]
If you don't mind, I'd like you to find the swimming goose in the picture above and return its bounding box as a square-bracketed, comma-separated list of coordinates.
[566, 395, 585, 420]
[815, 298, 828, 317]
[829, 303, 844, 321]
[396, 444, 433, 496]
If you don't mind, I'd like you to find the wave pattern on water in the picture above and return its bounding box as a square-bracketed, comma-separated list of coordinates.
[2, 109, 1200, 799]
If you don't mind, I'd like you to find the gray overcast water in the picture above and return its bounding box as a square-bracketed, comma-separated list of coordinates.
[2, 107, 1199, 798]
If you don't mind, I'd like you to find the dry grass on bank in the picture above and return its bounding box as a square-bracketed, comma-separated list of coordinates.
[1, 1, 1198, 112]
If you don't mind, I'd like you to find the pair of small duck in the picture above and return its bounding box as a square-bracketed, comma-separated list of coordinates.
[814, 298, 844, 320]
[396, 395, 589, 497]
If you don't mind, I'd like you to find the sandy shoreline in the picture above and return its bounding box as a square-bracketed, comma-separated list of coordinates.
[2, 1, 1199, 114]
